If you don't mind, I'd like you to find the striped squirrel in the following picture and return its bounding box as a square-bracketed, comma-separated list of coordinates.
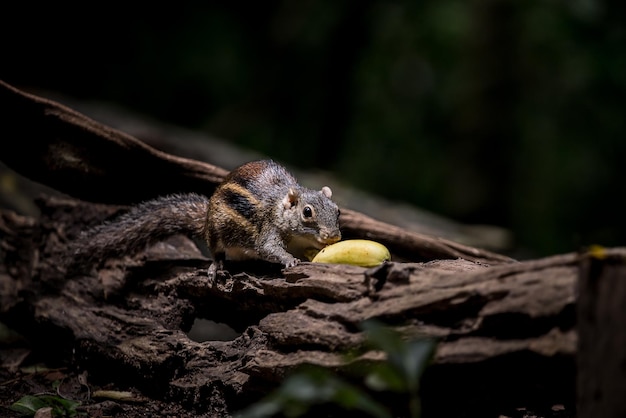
[66, 160, 342, 278]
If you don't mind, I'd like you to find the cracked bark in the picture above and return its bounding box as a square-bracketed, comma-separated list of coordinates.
[0, 197, 580, 416]
[0, 79, 588, 416]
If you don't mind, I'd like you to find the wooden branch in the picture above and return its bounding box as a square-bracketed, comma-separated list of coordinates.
[0, 79, 228, 205]
[0, 79, 512, 265]
[339, 208, 511, 263]
[0, 197, 577, 415]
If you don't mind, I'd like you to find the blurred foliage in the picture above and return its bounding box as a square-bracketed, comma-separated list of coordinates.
[1, 1, 625, 256]
[235, 368, 393, 418]
[236, 320, 435, 418]
[10, 394, 80, 417]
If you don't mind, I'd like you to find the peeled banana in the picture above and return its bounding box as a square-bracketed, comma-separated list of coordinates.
[311, 239, 391, 267]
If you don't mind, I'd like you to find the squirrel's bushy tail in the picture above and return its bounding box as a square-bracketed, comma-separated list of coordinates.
[65, 193, 210, 272]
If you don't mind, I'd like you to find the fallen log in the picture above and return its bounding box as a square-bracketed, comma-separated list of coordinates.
[1, 197, 578, 416]
[0, 78, 580, 416]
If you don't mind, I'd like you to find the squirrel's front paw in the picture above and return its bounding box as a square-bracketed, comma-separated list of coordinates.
[283, 257, 300, 269]
[207, 258, 225, 282]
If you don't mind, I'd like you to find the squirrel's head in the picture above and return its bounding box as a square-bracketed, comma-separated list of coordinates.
[282, 186, 341, 248]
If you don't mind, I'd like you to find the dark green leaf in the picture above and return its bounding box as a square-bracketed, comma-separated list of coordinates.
[10, 395, 47, 415]
[402, 339, 436, 392]
[10, 394, 80, 417]
[364, 363, 406, 392]
[361, 320, 436, 393]
[236, 368, 391, 418]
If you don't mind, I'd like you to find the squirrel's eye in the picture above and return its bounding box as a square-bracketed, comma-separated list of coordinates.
[303, 206, 313, 218]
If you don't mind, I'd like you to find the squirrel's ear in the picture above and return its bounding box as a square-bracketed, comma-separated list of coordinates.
[283, 188, 299, 209]
[321, 186, 332, 199]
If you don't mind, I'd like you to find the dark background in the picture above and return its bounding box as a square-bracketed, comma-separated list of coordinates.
[1, 1, 624, 257]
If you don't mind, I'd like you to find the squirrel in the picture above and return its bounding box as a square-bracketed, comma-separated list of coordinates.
[66, 160, 342, 278]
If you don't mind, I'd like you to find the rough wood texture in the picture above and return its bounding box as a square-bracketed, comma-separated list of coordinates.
[1, 197, 577, 416]
[0, 79, 511, 265]
[0, 79, 228, 206]
[578, 249, 626, 418]
[0, 79, 579, 416]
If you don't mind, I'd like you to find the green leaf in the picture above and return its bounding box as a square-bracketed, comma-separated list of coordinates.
[402, 339, 435, 392]
[361, 320, 436, 393]
[364, 363, 406, 392]
[361, 321, 406, 358]
[236, 368, 392, 418]
[10, 394, 80, 417]
[10, 395, 47, 415]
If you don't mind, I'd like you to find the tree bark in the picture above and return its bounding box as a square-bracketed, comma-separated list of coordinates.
[0, 197, 579, 416]
[578, 249, 626, 418]
[0, 78, 582, 416]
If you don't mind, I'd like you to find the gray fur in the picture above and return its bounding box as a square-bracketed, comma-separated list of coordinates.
[66, 193, 209, 271]
[66, 160, 341, 277]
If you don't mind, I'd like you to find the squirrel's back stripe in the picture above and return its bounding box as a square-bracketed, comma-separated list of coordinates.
[221, 187, 256, 219]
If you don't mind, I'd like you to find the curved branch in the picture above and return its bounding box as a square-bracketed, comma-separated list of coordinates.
[0, 80, 511, 264]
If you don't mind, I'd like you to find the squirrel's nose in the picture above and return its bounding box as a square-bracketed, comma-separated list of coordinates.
[320, 229, 341, 244]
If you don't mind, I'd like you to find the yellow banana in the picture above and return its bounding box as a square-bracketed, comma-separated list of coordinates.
[311, 239, 391, 267]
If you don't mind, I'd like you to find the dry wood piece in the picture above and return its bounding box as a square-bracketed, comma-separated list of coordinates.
[0, 197, 577, 416]
[0, 79, 511, 265]
[339, 208, 512, 263]
[577, 248, 626, 418]
[0, 79, 228, 205]
[1, 78, 579, 416]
